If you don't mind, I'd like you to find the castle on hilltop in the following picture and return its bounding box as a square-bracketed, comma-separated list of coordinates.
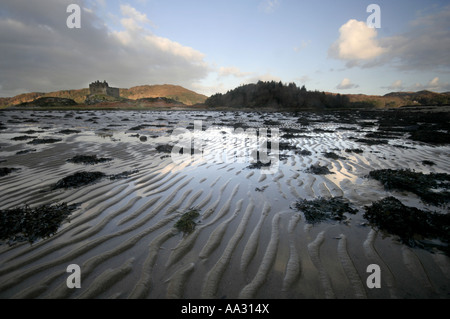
[89, 80, 120, 98]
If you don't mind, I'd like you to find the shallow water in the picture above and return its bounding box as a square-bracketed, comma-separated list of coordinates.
[0, 110, 449, 298]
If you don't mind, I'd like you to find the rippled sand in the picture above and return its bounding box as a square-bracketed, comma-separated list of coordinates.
[0, 110, 449, 299]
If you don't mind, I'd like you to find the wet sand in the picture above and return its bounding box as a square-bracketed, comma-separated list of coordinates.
[0, 109, 449, 299]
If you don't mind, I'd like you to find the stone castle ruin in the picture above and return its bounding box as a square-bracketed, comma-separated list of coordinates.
[89, 80, 120, 98]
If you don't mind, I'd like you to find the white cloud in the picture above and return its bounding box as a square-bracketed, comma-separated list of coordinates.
[336, 78, 359, 90]
[0, 0, 210, 97]
[120, 4, 152, 27]
[404, 77, 450, 92]
[385, 80, 404, 91]
[329, 19, 387, 66]
[297, 75, 311, 83]
[259, 0, 280, 13]
[218, 66, 252, 78]
[294, 40, 311, 53]
[330, 6, 450, 72]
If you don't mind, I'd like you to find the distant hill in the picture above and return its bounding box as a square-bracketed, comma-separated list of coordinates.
[120, 84, 207, 105]
[0, 84, 207, 107]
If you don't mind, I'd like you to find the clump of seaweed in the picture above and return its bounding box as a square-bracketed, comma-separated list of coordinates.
[345, 148, 364, 154]
[174, 209, 200, 234]
[355, 138, 389, 145]
[247, 160, 272, 169]
[52, 171, 106, 189]
[305, 164, 334, 175]
[368, 169, 450, 205]
[295, 149, 312, 156]
[27, 138, 62, 145]
[364, 196, 450, 255]
[0, 202, 78, 244]
[58, 129, 81, 135]
[0, 167, 20, 177]
[109, 169, 139, 180]
[155, 144, 173, 153]
[11, 135, 37, 141]
[323, 152, 346, 160]
[67, 155, 113, 165]
[293, 197, 358, 224]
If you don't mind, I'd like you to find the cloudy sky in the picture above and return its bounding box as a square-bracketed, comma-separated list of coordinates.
[1, 0, 449, 97]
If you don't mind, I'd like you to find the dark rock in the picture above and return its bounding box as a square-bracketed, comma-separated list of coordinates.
[0, 202, 78, 244]
[368, 169, 450, 205]
[305, 164, 334, 175]
[364, 196, 450, 255]
[53, 171, 106, 189]
[0, 167, 20, 177]
[27, 138, 62, 145]
[294, 197, 358, 224]
[11, 135, 37, 141]
[67, 155, 113, 165]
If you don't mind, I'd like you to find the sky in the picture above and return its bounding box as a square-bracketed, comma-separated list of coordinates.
[1, 0, 449, 98]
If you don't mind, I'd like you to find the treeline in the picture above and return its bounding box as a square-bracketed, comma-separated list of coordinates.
[205, 81, 350, 109]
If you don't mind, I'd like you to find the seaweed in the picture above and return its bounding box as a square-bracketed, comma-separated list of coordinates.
[363, 197, 450, 255]
[67, 155, 113, 165]
[58, 129, 81, 135]
[355, 138, 389, 145]
[0, 202, 78, 244]
[323, 152, 346, 160]
[52, 171, 106, 189]
[345, 148, 364, 154]
[155, 144, 173, 153]
[247, 160, 272, 169]
[16, 149, 36, 155]
[368, 169, 450, 205]
[27, 138, 62, 145]
[0, 167, 20, 177]
[295, 149, 312, 156]
[174, 209, 200, 234]
[293, 197, 358, 224]
[109, 169, 139, 180]
[11, 135, 37, 141]
[305, 164, 334, 175]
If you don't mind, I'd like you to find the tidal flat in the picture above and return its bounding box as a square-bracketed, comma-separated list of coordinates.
[0, 108, 449, 298]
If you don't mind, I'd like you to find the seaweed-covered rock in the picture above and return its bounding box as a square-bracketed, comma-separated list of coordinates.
[295, 149, 312, 156]
[247, 160, 272, 169]
[323, 152, 346, 160]
[364, 196, 450, 254]
[0, 167, 20, 177]
[58, 129, 81, 135]
[27, 138, 62, 145]
[0, 202, 78, 244]
[174, 209, 200, 234]
[155, 144, 174, 153]
[368, 169, 450, 205]
[293, 197, 358, 224]
[53, 171, 106, 189]
[67, 155, 113, 165]
[11, 135, 37, 141]
[305, 164, 334, 175]
[109, 169, 139, 180]
[355, 138, 389, 145]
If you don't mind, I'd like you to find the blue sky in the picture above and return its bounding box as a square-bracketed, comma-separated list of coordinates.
[1, 0, 449, 97]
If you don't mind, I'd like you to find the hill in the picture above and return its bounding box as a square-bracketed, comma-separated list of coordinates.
[205, 81, 450, 110]
[0, 84, 207, 107]
[120, 84, 207, 105]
